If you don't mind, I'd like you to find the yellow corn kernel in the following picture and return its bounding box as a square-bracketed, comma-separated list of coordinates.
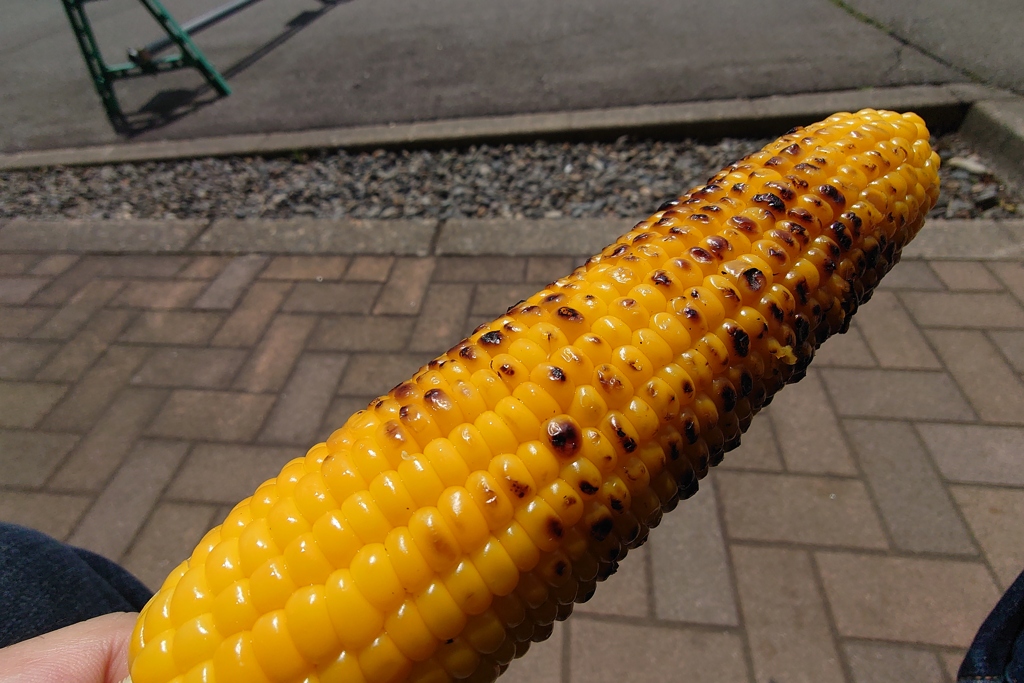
[129, 109, 940, 683]
[285, 585, 342, 663]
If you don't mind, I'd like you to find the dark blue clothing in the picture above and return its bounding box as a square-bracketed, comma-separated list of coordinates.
[959, 568, 1024, 683]
[0, 523, 152, 648]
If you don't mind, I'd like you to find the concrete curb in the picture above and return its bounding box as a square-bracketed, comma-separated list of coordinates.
[0, 83, 1003, 171]
[960, 96, 1024, 188]
[0, 217, 1021, 260]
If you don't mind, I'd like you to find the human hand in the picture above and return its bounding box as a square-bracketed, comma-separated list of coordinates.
[0, 613, 135, 683]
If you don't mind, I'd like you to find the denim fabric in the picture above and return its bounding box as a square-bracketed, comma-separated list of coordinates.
[0, 523, 152, 648]
[959, 568, 1024, 683]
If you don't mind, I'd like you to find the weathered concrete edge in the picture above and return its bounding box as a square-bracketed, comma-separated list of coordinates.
[0, 83, 1001, 171]
[1, 217, 1022, 260]
[959, 96, 1024, 188]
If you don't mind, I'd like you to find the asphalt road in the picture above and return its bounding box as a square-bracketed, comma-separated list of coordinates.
[3, 0, 1017, 152]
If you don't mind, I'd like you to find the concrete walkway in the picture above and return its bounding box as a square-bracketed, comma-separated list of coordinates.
[3, 217, 1024, 682]
[9, 0, 1022, 152]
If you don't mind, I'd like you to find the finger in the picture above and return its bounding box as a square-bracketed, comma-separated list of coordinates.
[0, 612, 136, 683]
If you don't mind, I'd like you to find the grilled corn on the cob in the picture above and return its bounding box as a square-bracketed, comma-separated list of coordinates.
[127, 109, 940, 683]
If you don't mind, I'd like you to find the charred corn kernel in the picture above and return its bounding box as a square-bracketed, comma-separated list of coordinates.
[129, 110, 939, 683]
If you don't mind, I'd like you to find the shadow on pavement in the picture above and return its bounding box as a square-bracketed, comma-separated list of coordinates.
[112, 0, 350, 138]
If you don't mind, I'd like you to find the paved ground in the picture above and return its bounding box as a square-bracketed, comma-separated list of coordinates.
[0, 0, 983, 152]
[3, 217, 1024, 682]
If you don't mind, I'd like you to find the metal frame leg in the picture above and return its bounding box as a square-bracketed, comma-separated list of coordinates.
[134, 0, 232, 96]
[59, 0, 125, 124]
[59, 0, 232, 129]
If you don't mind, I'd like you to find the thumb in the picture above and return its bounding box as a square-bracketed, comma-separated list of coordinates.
[0, 612, 136, 683]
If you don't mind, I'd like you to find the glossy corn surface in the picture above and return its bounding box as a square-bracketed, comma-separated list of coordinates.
[128, 109, 940, 683]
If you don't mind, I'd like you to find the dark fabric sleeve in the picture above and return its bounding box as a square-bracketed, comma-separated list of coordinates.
[0, 523, 153, 648]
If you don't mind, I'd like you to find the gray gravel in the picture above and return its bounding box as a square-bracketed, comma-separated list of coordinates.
[0, 135, 1019, 222]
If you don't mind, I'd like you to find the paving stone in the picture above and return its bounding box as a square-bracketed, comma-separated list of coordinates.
[942, 652, 966, 681]
[282, 282, 380, 314]
[0, 430, 79, 487]
[260, 354, 349, 445]
[193, 255, 268, 309]
[30, 259, 102, 306]
[120, 311, 223, 345]
[0, 277, 47, 304]
[233, 315, 317, 393]
[167, 444, 297, 504]
[309, 316, 415, 352]
[989, 261, 1024, 303]
[346, 256, 394, 282]
[650, 476, 737, 625]
[0, 381, 67, 428]
[260, 255, 349, 281]
[719, 409, 783, 471]
[820, 368, 974, 421]
[769, 370, 858, 475]
[930, 261, 1003, 291]
[717, 472, 888, 548]
[41, 345, 150, 432]
[179, 255, 229, 279]
[919, 423, 1024, 486]
[433, 257, 526, 283]
[818, 552, 1000, 647]
[337, 353, 432, 397]
[84, 255, 190, 278]
[926, 328, 1024, 424]
[408, 284, 474, 353]
[810, 324, 877, 368]
[131, 347, 248, 388]
[113, 280, 206, 309]
[843, 642, 945, 683]
[845, 419, 975, 555]
[569, 620, 747, 683]
[731, 545, 844, 683]
[854, 291, 941, 369]
[36, 309, 134, 382]
[31, 279, 123, 340]
[30, 255, 79, 277]
[67, 440, 188, 560]
[472, 283, 544, 317]
[0, 254, 38, 275]
[0, 307, 53, 338]
[576, 544, 649, 619]
[373, 258, 436, 315]
[121, 502, 220, 589]
[900, 291, 1024, 329]
[148, 390, 275, 442]
[0, 491, 91, 541]
[499, 621, 562, 683]
[526, 256, 581, 283]
[989, 330, 1024, 373]
[877, 260, 944, 291]
[321, 396, 375, 435]
[210, 281, 291, 348]
[49, 388, 167, 492]
[952, 485, 1024, 589]
[0, 340, 57, 380]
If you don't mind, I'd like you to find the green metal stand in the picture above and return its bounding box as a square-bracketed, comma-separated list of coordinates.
[60, 0, 231, 126]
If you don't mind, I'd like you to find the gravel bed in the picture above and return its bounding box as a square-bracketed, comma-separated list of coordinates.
[1, 134, 1019, 222]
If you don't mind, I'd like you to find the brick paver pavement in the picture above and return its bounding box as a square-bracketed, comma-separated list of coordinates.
[3, 225, 1024, 683]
